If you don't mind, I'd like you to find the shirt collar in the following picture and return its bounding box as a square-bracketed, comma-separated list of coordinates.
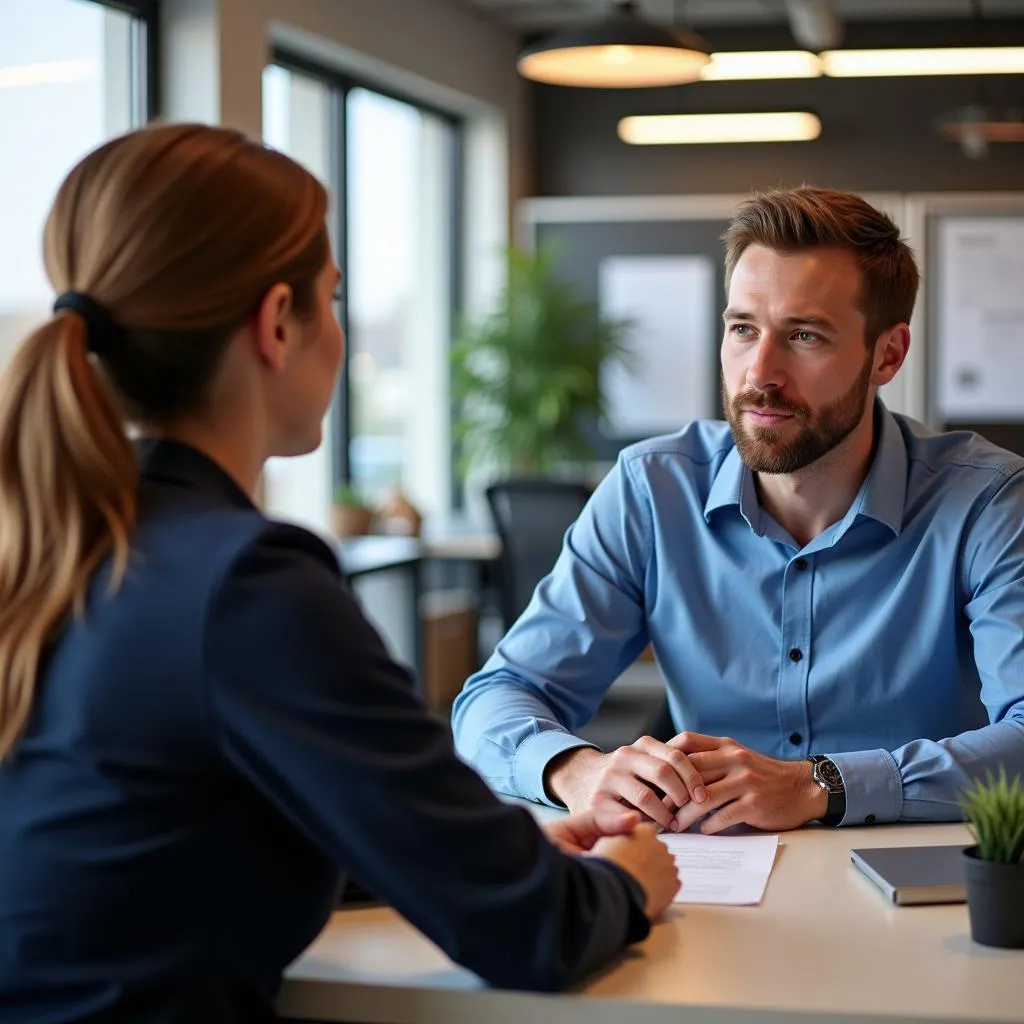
[703, 399, 907, 538]
[137, 438, 257, 512]
[704, 444, 757, 527]
[849, 400, 907, 537]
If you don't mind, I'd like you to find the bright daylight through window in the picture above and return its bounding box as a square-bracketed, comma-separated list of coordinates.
[262, 64, 458, 536]
[0, 0, 148, 371]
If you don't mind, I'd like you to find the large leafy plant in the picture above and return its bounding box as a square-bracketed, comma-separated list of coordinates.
[451, 245, 633, 477]
[959, 767, 1024, 864]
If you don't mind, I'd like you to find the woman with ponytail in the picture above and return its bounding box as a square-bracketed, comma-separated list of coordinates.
[0, 124, 677, 1023]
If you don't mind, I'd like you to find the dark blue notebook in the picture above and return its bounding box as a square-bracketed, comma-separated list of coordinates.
[850, 845, 968, 905]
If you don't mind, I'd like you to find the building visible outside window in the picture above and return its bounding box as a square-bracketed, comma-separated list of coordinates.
[0, 0, 151, 372]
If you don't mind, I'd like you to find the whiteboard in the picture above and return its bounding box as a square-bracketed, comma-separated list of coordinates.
[935, 216, 1024, 420]
[599, 255, 716, 435]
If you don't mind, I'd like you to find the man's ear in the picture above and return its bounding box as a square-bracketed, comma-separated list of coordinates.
[871, 324, 910, 388]
[252, 283, 295, 373]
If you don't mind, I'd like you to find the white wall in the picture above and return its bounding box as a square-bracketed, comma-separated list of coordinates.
[161, 0, 531, 234]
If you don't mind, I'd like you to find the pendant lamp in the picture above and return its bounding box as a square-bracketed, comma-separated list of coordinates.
[517, 0, 710, 89]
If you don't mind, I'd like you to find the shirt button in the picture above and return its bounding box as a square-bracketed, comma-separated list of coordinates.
[794, 558, 808, 571]
[788, 648, 803, 663]
[865, 814, 877, 825]
[789, 732, 802, 746]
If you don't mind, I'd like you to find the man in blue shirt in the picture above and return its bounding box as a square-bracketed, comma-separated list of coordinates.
[452, 186, 1024, 834]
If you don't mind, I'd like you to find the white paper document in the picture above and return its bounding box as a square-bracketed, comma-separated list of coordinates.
[659, 833, 780, 905]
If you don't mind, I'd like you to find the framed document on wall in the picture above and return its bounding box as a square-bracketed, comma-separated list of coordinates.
[934, 215, 1024, 421]
[598, 254, 716, 436]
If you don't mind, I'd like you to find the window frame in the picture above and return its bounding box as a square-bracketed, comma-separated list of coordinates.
[89, 0, 160, 120]
[270, 49, 465, 493]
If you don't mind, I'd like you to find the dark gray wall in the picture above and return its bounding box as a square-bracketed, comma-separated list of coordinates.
[533, 20, 1024, 196]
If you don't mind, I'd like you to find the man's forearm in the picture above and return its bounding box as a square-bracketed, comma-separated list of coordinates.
[828, 718, 1024, 825]
[899, 718, 1024, 822]
[452, 670, 599, 803]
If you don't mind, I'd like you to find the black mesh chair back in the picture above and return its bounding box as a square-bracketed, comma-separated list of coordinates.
[644, 696, 676, 743]
[485, 478, 592, 628]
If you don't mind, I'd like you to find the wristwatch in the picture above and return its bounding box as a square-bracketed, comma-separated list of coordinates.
[807, 755, 846, 826]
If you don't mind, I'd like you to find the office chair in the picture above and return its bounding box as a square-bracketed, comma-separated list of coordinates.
[644, 694, 676, 743]
[485, 478, 592, 629]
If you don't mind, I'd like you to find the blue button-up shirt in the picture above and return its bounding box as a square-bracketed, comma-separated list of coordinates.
[453, 404, 1024, 826]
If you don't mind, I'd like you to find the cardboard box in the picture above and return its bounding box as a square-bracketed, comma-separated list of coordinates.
[420, 590, 479, 714]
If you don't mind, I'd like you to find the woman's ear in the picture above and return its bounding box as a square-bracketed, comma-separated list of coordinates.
[252, 283, 295, 372]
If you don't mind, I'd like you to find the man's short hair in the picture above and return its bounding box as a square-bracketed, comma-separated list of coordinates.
[722, 187, 920, 345]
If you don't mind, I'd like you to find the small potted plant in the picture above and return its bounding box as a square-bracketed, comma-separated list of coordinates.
[330, 484, 375, 539]
[959, 767, 1024, 949]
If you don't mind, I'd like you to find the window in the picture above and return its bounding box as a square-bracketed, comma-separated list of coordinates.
[261, 56, 462, 534]
[0, 0, 155, 371]
[347, 89, 457, 516]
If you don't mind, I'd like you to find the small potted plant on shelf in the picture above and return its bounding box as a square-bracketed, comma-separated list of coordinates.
[959, 767, 1024, 948]
[330, 484, 375, 539]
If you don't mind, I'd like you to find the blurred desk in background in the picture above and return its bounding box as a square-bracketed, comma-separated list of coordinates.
[337, 536, 423, 686]
[421, 520, 500, 562]
[336, 527, 501, 709]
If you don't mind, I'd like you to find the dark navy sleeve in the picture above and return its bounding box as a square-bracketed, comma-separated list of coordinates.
[204, 525, 649, 992]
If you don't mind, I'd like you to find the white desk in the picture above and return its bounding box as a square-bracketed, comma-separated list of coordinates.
[278, 822, 1023, 1024]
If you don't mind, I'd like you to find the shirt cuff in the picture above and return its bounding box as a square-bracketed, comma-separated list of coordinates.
[513, 729, 599, 807]
[828, 748, 903, 826]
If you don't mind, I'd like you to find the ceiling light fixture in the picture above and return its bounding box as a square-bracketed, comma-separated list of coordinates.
[517, 0, 709, 89]
[618, 111, 822, 145]
[700, 50, 822, 81]
[822, 47, 1024, 78]
[938, 103, 1024, 159]
[932, 0, 1024, 158]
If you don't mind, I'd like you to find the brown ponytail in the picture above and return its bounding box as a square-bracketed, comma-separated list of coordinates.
[0, 123, 329, 758]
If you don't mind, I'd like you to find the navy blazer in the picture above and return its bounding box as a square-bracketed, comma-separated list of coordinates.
[0, 441, 646, 1023]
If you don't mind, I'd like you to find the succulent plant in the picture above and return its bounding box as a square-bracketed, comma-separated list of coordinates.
[959, 767, 1024, 864]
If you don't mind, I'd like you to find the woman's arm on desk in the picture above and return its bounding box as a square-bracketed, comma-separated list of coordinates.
[204, 525, 671, 992]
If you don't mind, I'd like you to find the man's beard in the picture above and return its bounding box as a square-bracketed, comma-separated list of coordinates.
[723, 355, 873, 475]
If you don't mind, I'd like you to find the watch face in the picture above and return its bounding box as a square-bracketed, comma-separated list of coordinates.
[816, 759, 844, 790]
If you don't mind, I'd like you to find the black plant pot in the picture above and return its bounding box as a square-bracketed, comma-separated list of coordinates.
[963, 846, 1024, 949]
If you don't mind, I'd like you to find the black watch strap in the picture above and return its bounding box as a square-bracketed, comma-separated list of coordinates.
[821, 788, 846, 826]
[808, 755, 846, 826]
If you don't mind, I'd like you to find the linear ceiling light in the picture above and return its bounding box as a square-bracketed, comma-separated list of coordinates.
[619, 111, 822, 145]
[0, 59, 99, 89]
[517, 1, 709, 89]
[700, 50, 822, 81]
[822, 47, 1024, 77]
